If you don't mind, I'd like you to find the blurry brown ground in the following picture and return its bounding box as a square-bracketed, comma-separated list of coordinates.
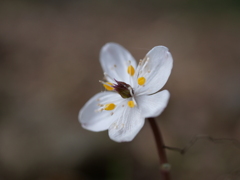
[0, 0, 240, 180]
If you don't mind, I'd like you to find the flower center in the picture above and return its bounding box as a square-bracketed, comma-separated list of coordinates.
[100, 79, 133, 99]
[113, 80, 133, 99]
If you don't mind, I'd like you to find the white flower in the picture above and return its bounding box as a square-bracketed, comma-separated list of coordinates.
[79, 43, 173, 142]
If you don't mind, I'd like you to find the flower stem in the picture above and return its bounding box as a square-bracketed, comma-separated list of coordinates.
[148, 118, 171, 180]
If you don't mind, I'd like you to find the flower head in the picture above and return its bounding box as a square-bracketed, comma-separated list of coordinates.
[79, 43, 173, 142]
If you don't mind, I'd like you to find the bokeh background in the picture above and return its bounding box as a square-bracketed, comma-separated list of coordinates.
[0, 0, 240, 180]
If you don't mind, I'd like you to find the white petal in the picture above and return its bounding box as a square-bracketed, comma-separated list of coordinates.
[108, 106, 145, 142]
[100, 43, 137, 84]
[135, 46, 173, 95]
[79, 92, 123, 132]
[136, 90, 170, 118]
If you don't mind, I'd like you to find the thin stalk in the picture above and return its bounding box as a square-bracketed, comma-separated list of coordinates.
[148, 118, 171, 180]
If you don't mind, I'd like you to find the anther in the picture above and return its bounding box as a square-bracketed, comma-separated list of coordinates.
[138, 77, 146, 86]
[104, 82, 114, 91]
[99, 80, 114, 91]
[128, 101, 135, 108]
[127, 65, 135, 76]
[104, 103, 116, 111]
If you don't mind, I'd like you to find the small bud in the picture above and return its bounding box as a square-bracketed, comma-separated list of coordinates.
[161, 163, 171, 171]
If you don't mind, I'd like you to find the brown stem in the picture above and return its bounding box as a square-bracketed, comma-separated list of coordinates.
[148, 118, 171, 180]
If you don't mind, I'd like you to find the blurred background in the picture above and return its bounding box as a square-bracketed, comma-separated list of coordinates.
[0, 0, 240, 179]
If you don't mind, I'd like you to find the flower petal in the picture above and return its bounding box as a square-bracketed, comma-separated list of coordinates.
[100, 43, 137, 84]
[79, 92, 123, 132]
[108, 106, 145, 142]
[135, 46, 173, 95]
[136, 90, 170, 118]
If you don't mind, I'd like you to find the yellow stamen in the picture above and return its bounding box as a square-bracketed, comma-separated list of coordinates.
[127, 65, 135, 76]
[103, 82, 114, 91]
[104, 103, 116, 111]
[128, 100, 135, 108]
[138, 77, 146, 86]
